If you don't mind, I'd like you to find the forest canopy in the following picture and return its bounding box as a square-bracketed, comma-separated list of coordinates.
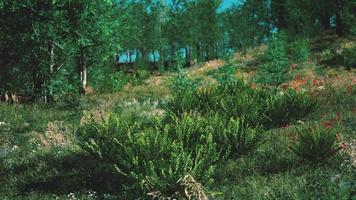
[0, 0, 355, 99]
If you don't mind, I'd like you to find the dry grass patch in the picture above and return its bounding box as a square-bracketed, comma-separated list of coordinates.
[32, 121, 74, 149]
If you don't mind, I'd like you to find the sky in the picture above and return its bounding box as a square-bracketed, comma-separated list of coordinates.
[220, 0, 239, 10]
[164, 0, 243, 11]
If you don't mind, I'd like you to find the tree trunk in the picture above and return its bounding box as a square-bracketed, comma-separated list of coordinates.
[160, 49, 166, 68]
[152, 50, 156, 63]
[77, 48, 87, 95]
[45, 42, 55, 103]
[185, 47, 190, 65]
[33, 70, 44, 101]
[321, 12, 330, 30]
[335, 0, 343, 36]
[171, 45, 176, 66]
[128, 50, 132, 63]
[206, 44, 211, 61]
[196, 43, 200, 63]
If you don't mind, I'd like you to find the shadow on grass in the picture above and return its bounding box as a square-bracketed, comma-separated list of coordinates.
[6, 151, 128, 196]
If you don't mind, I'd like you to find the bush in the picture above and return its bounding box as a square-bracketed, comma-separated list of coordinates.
[166, 73, 202, 115]
[77, 110, 265, 198]
[77, 113, 219, 198]
[289, 122, 341, 163]
[263, 89, 317, 128]
[207, 64, 237, 84]
[167, 78, 316, 129]
[290, 37, 310, 63]
[217, 81, 265, 126]
[254, 32, 290, 86]
[90, 68, 129, 93]
[342, 47, 356, 69]
[166, 113, 263, 159]
[168, 72, 201, 96]
[49, 68, 82, 108]
[219, 117, 263, 158]
[167, 79, 261, 121]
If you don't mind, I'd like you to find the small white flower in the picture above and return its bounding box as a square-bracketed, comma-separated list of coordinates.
[152, 101, 159, 108]
[278, 91, 284, 96]
[317, 86, 325, 90]
[297, 120, 305, 124]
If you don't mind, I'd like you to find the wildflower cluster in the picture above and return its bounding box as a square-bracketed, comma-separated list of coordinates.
[320, 112, 341, 129]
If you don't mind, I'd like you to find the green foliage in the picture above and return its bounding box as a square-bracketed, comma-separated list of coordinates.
[77, 110, 265, 198]
[263, 89, 317, 128]
[289, 122, 341, 163]
[342, 47, 356, 69]
[0, 0, 118, 97]
[290, 37, 310, 63]
[77, 113, 219, 197]
[254, 32, 290, 86]
[168, 72, 201, 97]
[167, 78, 316, 129]
[165, 113, 263, 159]
[90, 67, 152, 93]
[217, 81, 265, 126]
[219, 117, 263, 158]
[130, 68, 151, 86]
[134, 68, 150, 80]
[49, 67, 82, 109]
[223, 0, 270, 49]
[207, 64, 237, 84]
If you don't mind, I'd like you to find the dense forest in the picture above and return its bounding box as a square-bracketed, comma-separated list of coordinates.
[0, 0, 355, 199]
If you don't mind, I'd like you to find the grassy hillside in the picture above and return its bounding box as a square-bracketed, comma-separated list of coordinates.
[0, 34, 355, 199]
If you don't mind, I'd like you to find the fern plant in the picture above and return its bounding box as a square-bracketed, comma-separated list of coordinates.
[220, 117, 263, 158]
[263, 89, 317, 128]
[289, 122, 341, 163]
[77, 113, 219, 197]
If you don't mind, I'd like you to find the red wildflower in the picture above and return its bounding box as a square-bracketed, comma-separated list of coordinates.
[282, 123, 290, 129]
[347, 85, 353, 93]
[312, 79, 323, 86]
[339, 142, 347, 150]
[321, 121, 332, 129]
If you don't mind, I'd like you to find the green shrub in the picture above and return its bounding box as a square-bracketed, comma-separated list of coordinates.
[167, 79, 261, 122]
[207, 64, 237, 84]
[290, 37, 310, 63]
[263, 89, 317, 128]
[168, 72, 201, 96]
[289, 122, 341, 163]
[77, 110, 265, 198]
[107, 71, 130, 92]
[342, 47, 356, 69]
[217, 81, 265, 126]
[77, 113, 218, 198]
[254, 32, 290, 86]
[89, 67, 130, 93]
[166, 73, 202, 115]
[219, 117, 263, 158]
[167, 79, 316, 129]
[166, 113, 263, 159]
[130, 68, 150, 85]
